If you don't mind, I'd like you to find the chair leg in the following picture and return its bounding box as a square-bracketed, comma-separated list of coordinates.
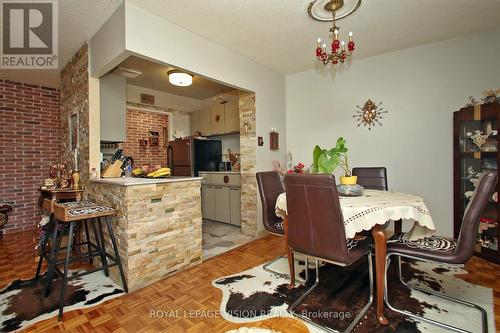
[394, 219, 402, 235]
[35, 215, 53, 280]
[58, 221, 75, 320]
[344, 252, 373, 333]
[262, 255, 309, 282]
[104, 216, 128, 292]
[263, 255, 288, 277]
[83, 219, 93, 264]
[384, 254, 488, 333]
[288, 259, 320, 312]
[44, 218, 60, 297]
[96, 218, 109, 276]
[305, 257, 309, 282]
[289, 253, 373, 333]
[287, 249, 296, 289]
[35, 240, 45, 279]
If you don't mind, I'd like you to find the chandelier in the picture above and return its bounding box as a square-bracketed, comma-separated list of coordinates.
[308, 0, 362, 65]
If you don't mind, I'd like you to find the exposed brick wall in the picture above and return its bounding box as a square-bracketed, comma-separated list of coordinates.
[120, 108, 169, 167]
[0, 79, 61, 234]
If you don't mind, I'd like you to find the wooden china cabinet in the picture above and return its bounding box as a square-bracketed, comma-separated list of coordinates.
[453, 102, 500, 264]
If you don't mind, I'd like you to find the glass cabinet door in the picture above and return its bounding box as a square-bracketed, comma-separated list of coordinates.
[458, 118, 498, 253]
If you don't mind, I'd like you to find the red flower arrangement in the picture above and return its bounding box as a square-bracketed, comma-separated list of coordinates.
[288, 162, 305, 174]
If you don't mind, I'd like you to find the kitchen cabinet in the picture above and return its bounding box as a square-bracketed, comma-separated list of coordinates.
[100, 74, 126, 142]
[211, 102, 226, 135]
[214, 186, 231, 223]
[200, 107, 212, 135]
[224, 96, 240, 133]
[191, 93, 240, 137]
[190, 111, 200, 135]
[200, 172, 240, 225]
[201, 185, 215, 220]
[229, 187, 241, 225]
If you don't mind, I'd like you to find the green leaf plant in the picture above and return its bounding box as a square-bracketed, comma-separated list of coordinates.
[311, 137, 351, 176]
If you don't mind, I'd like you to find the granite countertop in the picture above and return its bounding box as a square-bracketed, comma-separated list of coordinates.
[197, 171, 240, 174]
[90, 176, 203, 187]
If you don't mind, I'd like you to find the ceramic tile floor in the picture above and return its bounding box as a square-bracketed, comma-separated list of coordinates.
[202, 220, 253, 259]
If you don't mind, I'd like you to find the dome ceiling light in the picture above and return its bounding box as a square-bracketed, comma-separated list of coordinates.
[168, 71, 193, 87]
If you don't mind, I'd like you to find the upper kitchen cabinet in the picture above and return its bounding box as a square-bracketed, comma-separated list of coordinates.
[190, 111, 200, 135]
[191, 92, 240, 137]
[224, 95, 239, 133]
[211, 101, 226, 135]
[199, 107, 212, 136]
[100, 74, 126, 142]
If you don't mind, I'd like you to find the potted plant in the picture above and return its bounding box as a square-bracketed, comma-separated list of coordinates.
[311, 137, 357, 185]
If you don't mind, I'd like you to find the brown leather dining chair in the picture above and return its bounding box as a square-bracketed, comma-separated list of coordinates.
[285, 173, 373, 333]
[385, 171, 497, 333]
[256, 171, 288, 277]
[352, 167, 404, 234]
[352, 167, 388, 191]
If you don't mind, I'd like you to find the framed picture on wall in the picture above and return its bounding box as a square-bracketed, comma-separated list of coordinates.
[69, 113, 78, 150]
[141, 93, 155, 105]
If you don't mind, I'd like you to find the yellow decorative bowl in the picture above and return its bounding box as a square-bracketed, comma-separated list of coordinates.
[340, 176, 358, 185]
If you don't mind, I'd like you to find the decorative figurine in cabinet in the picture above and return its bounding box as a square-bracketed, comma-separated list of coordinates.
[453, 102, 499, 264]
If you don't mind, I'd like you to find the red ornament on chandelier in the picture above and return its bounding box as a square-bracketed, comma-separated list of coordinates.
[315, 29, 354, 65]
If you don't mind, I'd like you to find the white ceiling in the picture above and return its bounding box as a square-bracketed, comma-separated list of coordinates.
[0, 0, 122, 88]
[128, 0, 500, 74]
[2, 0, 500, 87]
[118, 56, 234, 100]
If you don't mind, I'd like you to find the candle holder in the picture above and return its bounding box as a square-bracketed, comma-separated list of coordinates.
[72, 170, 82, 189]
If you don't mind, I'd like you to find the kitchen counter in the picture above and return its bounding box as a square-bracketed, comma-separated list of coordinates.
[87, 176, 202, 291]
[90, 176, 202, 186]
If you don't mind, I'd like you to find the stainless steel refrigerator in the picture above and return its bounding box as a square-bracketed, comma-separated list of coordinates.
[167, 138, 222, 176]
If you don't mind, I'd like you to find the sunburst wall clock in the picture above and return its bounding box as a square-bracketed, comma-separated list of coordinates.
[353, 99, 388, 130]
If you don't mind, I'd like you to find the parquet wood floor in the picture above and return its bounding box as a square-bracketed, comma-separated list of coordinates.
[0, 231, 498, 333]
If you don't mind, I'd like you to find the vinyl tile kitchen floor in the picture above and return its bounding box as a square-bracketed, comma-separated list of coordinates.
[202, 220, 253, 259]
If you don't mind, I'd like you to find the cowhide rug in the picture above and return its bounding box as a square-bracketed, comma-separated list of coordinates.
[0, 270, 124, 332]
[213, 257, 495, 332]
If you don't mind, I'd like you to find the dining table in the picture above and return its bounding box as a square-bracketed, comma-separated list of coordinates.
[275, 189, 436, 326]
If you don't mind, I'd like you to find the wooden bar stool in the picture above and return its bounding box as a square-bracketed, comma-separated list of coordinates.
[38, 201, 128, 320]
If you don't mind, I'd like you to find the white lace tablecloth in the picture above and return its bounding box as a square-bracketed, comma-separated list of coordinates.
[275, 189, 436, 241]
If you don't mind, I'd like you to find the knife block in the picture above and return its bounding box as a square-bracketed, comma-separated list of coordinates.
[101, 160, 123, 178]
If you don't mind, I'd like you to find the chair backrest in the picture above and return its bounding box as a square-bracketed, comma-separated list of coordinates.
[455, 171, 497, 262]
[256, 171, 285, 235]
[284, 173, 350, 264]
[352, 167, 388, 190]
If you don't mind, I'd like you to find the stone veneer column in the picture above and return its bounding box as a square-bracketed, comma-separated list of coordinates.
[239, 91, 258, 237]
[60, 43, 90, 187]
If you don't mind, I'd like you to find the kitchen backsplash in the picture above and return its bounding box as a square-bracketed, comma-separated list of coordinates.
[119, 108, 168, 167]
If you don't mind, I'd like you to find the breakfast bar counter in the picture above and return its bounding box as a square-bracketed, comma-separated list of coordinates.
[90, 176, 203, 186]
[87, 176, 203, 291]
